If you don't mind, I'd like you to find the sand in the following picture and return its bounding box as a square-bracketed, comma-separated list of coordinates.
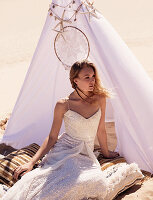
[0, 0, 153, 199]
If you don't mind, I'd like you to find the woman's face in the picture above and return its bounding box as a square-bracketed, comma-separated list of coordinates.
[74, 66, 95, 92]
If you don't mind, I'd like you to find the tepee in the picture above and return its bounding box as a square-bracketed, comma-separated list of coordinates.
[1, 0, 153, 174]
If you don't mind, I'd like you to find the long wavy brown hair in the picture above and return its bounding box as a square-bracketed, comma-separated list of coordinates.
[69, 60, 114, 102]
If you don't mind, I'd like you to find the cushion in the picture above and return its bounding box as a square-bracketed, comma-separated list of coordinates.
[94, 147, 127, 170]
[0, 143, 41, 187]
[97, 153, 127, 171]
[103, 162, 144, 200]
[0, 143, 17, 156]
[96, 152, 144, 199]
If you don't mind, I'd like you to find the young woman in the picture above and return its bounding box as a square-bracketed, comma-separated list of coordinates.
[2, 60, 119, 200]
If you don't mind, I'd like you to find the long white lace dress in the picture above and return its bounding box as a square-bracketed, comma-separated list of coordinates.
[1, 103, 109, 200]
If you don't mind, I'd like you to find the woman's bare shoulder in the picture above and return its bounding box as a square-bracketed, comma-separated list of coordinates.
[55, 97, 68, 113]
[96, 94, 106, 106]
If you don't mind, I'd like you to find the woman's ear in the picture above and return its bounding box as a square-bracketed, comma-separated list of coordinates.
[73, 78, 78, 84]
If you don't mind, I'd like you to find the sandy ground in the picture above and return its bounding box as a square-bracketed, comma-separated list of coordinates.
[0, 0, 153, 199]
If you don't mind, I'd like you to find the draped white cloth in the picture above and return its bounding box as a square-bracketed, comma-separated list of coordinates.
[1, 0, 153, 174]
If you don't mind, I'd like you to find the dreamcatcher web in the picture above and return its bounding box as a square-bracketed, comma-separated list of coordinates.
[54, 26, 90, 69]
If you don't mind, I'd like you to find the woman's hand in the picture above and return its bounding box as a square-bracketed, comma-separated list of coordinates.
[107, 150, 119, 158]
[101, 150, 119, 159]
[13, 161, 34, 180]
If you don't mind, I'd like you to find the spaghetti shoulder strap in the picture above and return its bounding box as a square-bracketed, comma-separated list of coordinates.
[65, 96, 70, 111]
[67, 99, 70, 110]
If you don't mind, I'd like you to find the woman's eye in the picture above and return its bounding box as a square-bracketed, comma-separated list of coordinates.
[85, 75, 95, 79]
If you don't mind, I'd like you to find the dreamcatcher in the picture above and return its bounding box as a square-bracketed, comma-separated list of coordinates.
[54, 26, 90, 69]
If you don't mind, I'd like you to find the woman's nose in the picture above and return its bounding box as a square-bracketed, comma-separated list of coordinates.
[90, 77, 95, 83]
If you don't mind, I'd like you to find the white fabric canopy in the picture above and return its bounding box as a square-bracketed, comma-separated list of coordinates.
[1, 0, 153, 174]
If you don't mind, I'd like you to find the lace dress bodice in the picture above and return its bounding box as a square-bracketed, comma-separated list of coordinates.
[62, 99, 102, 168]
[64, 107, 101, 154]
[64, 108, 101, 143]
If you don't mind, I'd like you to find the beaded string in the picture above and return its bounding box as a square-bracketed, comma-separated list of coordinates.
[48, 0, 100, 34]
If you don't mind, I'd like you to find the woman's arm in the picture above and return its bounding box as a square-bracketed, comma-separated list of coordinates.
[29, 100, 65, 165]
[96, 96, 119, 158]
[14, 99, 65, 179]
[96, 96, 109, 158]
